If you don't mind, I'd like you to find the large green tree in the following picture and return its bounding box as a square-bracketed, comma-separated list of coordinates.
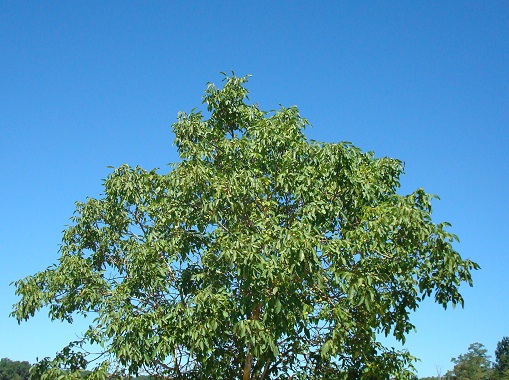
[12, 74, 478, 379]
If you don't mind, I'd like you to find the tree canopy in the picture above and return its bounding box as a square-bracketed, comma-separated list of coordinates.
[446, 342, 492, 379]
[12, 74, 479, 379]
[0, 358, 30, 380]
[495, 337, 509, 379]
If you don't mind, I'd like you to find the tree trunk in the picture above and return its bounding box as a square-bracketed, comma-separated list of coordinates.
[242, 303, 263, 380]
[243, 344, 253, 380]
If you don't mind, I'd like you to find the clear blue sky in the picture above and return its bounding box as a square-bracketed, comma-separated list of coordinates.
[1, 1, 507, 377]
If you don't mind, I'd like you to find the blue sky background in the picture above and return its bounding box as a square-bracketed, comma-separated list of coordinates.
[0, 1, 507, 377]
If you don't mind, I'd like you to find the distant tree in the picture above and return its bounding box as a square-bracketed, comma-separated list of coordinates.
[446, 343, 492, 379]
[0, 358, 30, 380]
[494, 337, 509, 379]
[12, 74, 479, 379]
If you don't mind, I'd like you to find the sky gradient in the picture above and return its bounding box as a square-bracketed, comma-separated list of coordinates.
[1, 2, 508, 377]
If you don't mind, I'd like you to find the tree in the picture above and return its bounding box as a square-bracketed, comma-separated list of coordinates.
[0, 358, 30, 380]
[446, 343, 492, 380]
[494, 337, 509, 379]
[12, 74, 479, 379]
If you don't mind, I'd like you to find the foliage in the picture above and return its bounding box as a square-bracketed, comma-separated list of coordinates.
[0, 358, 30, 380]
[494, 337, 509, 379]
[11, 74, 479, 379]
[446, 343, 492, 379]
